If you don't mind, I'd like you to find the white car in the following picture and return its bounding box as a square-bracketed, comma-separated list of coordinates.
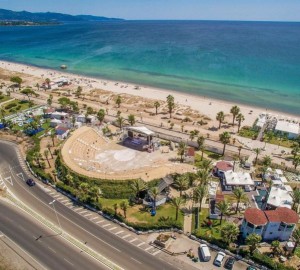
[214, 251, 226, 267]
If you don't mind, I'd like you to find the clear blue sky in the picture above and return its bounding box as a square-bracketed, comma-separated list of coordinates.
[1, 0, 299, 21]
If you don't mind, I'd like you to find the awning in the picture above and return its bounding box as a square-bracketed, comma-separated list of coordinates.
[126, 126, 155, 136]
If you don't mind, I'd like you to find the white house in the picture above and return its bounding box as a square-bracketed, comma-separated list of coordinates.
[51, 111, 69, 120]
[266, 185, 293, 209]
[275, 120, 300, 139]
[241, 207, 298, 241]
[223, 170, 254, 191]
[50, 118, 62, 128]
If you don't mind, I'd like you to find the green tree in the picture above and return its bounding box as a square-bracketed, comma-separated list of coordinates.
[292, 227, 300, 254]
[197, 169, 210, 186]
[47, 94, 53, 106]
[166, 95, 175, 118]
[10, 76, 22, 89]
[120, 201, 128, 218]
[149, 187, 159, 209]
[189, 130, 196, 141]
[97, 109, 106, 124]
[216, 111, 225, 129]
[177, 141, 186, 163]
[21, 88, 37, 101]
[116, 95, 122, 108]
[271, 240, 281, 256]
[216, 200, 229, 224]
[198, 159, 213, 173]
[262, 155, 272, 167]
[221, 223, 239, 245]
[75, 86, 82, 98]
[174, 175, 189, 197]
[44, 149, 50, 168]
[130, 179, 147, 199]
[292, 155, 300, 170]
[291, 188, 300, 211]
[35, 83, 40, 91]
[230, 105, 240, 126]
[246, 233, 262, 255]
[171, 197, 185, 221]
[236, 113, 245, 132]
[45, 78, 51, 89]
[219, 132, 231, 156]
[193, 185, 207, 213]
[116, 116, 126, 129]
[113, 203, 118, 216]
[154, 101, 160, 115]
[253, 148, 261, 165]
[197, 136, 205, 160]
[58, 97, 70, 110]
[128, 114, 135, 126]
[291, 143, 300, 159]
[86, 106, 94, 115]
[233, 187, 247, 213]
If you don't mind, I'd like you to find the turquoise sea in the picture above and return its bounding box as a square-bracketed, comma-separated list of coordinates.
[0, 20, 300, 114]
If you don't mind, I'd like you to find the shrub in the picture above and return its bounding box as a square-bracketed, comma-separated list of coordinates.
[5, 102, 17, 109]
[0, 95, 4, 100]
[252, 251, 294, 270]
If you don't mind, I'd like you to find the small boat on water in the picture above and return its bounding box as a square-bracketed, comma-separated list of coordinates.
[60, 64, 67, 70]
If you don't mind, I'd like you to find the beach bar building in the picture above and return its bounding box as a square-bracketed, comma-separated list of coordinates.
[275, 120, 300, 139]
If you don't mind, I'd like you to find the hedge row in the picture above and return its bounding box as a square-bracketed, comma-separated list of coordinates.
[252, 251, 295, 270]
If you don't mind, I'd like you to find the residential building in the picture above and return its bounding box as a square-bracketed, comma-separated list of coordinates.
[55, 125, 69, 140]
[274, 120, 300, 139]
[50, 118, 62, 128]
[51, 111, 69, 120]
[213, 160, 233, 177]
[241, 207, 298, 241]
[222, 170, 254, 191]
[266, 185, 293, 209]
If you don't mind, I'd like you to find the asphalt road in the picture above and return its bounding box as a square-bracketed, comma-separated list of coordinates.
[0, 140, 195, 270]
[0, 199, 106, 270]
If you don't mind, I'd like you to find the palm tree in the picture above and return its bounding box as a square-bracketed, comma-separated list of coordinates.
[291, 143, 300, 159]
[246, 233, 262, 255]
[197, 169, 210, 186]
[65, 174, 74, 187]
[216, 200, 229, 224]
[219, 132, 231, 156]
[230, 105, 240, 126]
[149, 187, 159, 209]
[233, 187, 247, 213]
[236, 113, 245, 132]
[166, 95, 175, 118]
[260, 165, 268, 182]
[216, 111, 225, 129]
[189, 130, 196, 141]
[194, 185, 207, 213]
[45, 78, 51, 89]
[46, 143, 53, 159]
[130, 179, 147, 199]
[238, 146, 242, 159]
[262, 155, 272, 167]
[171, 197, 185, 221]
[128, 114, 135, 126]
[271, 240, 281, 256]
[116, 116, 126, 129]
[116, 95, 122, 108]
[154, 101, 160, 115]
[33, 152, 42, 168]
[10, 76, 22, 89]
[220, 223, 239, 245]
[44, 149, 50, 168]
[263, 131, 273, 147]
[174, 175, 189, 197]
[97, 109, 106, 124]
[292, 227, 300, 254]
[177, 141, 186, 163]
[197, 136, 205, 160]
[89, 186, 102, 204]
[120, 201, 128, 218]
[292, 155, 300, 170]
[113, 203, 118, 216]
[52, 170, 57, 182]
[75, 86, 82, 98]
[291, 188, 300, 211]
[199, 159, 213, 173]
[50, 132, 55, 146]
[253, 148, 261, 165]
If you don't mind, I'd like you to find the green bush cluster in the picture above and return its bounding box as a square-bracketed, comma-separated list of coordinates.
[252, 251, 294, 270]
[5, 102, 17, 109]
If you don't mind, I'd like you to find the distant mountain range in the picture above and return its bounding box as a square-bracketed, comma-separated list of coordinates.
[0, 9, 124, 22]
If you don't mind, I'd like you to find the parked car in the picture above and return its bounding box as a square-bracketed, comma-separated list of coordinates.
[246, 266, 257, 270]
[224, 257, 236, 270]
[26, 178, 35, 187]
[199, 244, 211, 262]
[214, 251, 225, 267]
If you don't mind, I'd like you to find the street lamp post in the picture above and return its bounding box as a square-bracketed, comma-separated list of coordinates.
[49, 200, 62, 235]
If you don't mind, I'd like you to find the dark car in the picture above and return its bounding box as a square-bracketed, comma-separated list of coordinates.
[246, 267, 257, 270]
[26, 178, 35, 186]
[224, 257, 236, 270]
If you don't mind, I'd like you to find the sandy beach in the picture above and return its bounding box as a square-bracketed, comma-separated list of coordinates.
[0, 60, 299, 129]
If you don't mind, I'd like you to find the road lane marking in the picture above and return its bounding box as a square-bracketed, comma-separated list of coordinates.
[167, 262, 173, 266]
[84, 213, 93, 217]
[65, 202, 73, 206]
[137, 242, 145, 247]
[60, 199, 69, 203]
[52, 194, 61, 198]
[145, 246, 152, 251]
[108, 227, 117, 231]
[102, 224, 110, 228]
[4, 176, 13, 186]
[73, 208, 82, 212]
[129, 238, 137, 243]
[130, 257, 142, 264]
[122, 234, 131, 239]
[47, 246, 57, 253]
[90, 217, 98, 221]
[152, 250, 161, 256]
[78, 210, 87, 214]
[115, 230, 124, 235]
[63, 258, 74, 266]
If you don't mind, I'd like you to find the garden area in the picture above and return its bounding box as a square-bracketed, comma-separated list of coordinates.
[239, 126, 259, 139]
[1, 99, 33, 116]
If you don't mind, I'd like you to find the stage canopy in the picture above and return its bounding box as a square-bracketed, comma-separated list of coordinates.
[126, 126, 155, 136]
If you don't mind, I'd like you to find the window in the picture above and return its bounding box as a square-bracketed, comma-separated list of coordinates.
[269, 232, 273, 235]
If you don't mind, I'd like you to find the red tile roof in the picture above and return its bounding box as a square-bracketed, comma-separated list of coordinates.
[276, 207, 299, 224]
[215, 161, 233, 172]
[264, 210, 281, 222]
[216, 193, 224, 203]
[186, 147, 195, 157]
[244, 208, 268, 226]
